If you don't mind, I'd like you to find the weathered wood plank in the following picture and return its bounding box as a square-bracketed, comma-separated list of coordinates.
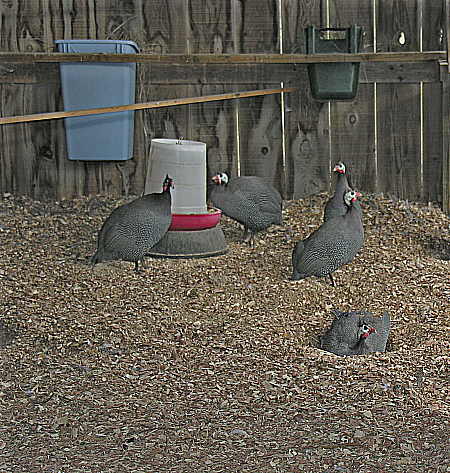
[376, 0, 422, 200]
[288, 83, 330, 198]
[422, 0, 446, 52]
[281, 0, 327, 199]
[0, 85, 35, 195]
[441, 65, 450, 213]
[423, 82, 443, 203]
[236, 0, 283, 192]
[330, 84, 376, 193]
[281, 0, 321, 54]
[328, 0, 376, 195]
[376, 83, 421, 200]
[1, 61, 440, 86]
[0, 51, 445, 63]
[377, 0, 419, 53]
[421, 0, 446, 203]
[188, 1, 238, 181]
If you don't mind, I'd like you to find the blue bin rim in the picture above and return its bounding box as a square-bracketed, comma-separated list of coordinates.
[55, 39, 139, 52]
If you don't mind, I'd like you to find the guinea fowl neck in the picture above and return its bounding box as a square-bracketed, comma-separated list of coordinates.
[335, 172, 349, 193]
[348, 199, 362, 219]
[350, 335, 370, 354]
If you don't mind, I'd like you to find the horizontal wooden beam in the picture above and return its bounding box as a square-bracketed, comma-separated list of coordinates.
[0, 87, 296, 125]
[0, 51, 445, 65]
[0, 60, 441, 86]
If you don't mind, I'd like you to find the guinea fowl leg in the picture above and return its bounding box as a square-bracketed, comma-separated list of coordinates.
[329, 273, 336, 287]
[242, 227, 252, 244]
[134, 258, 147, 273]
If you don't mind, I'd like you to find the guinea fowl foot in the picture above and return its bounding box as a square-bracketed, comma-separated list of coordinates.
[329, 274, 336, 287]
[242, 229, 255, 247]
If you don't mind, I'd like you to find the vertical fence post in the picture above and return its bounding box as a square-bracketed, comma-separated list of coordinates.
[444, 0, 450, 213]
[442, 64, 450, 214]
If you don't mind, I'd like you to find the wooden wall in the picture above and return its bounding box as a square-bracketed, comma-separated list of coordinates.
[0, 0, 448, 205]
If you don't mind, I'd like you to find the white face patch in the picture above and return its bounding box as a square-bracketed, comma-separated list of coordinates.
[344, 190, 357, 206]
[220, 173, 229, 185]
[334, 162, 345, 173]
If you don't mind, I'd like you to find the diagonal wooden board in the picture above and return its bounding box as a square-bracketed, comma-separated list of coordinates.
[0, 87, 296, 125]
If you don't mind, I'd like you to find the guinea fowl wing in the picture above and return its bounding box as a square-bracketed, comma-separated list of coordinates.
[295, 215, 363, 276]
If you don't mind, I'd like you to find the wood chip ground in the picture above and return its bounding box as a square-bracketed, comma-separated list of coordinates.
[0, 193, 449, 473]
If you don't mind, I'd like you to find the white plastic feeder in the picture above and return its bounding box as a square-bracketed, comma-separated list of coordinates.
[145, 138, 207, 214]
[144, 138, 227, 259]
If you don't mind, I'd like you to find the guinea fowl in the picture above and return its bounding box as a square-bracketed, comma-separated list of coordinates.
[323, 162, 353, 221]
[209, 172, 283, 246]
[91, 175, 173, 272]
[291, 190, 364, 286]
[320, 309, 391, 356]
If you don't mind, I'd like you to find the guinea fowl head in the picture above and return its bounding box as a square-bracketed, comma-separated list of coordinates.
[211, 172, 229, 186]
[162, 175, 174, 192]
[333, 162, 346, 174]
[344, 190, 362, 206]
[358, 324, 376, 340]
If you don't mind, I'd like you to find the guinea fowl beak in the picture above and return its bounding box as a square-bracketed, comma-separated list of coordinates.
[368, 327, 376, 334]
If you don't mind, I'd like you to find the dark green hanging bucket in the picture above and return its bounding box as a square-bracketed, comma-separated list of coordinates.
[305, 25, 363, 101]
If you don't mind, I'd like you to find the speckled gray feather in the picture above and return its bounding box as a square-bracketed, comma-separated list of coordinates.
[320, 310, 391, 356]
[91, 181, 172, 270]
[292, 195, 363, 283]
[210, 176, 282, 237]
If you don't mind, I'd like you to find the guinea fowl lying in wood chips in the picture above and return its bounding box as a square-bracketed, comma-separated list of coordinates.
[320, 309, 391, 356]
[91, 175, 173, 272]
[291, 190, 364, 286]
[209, 172, 283, 247]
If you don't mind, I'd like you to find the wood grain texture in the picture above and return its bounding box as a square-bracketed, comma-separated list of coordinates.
[441, 66, 450, 213]
[281, 0, 327, 198]
[328, 0, 376, 195]
[330, 84, 376, 193]
[376, 0, 422, 200]
[288, 70, 330, 198]
[377, 0, 419, 52]
[0, 0, 446, 207]
[233, 0, 284, 192]
[423, 82, 443, 203]
[1, 51, 445, 64]
[376, 83, 421, 200]
[421, 0, 445, 203]
[0, 61, 441, 86]
[188, 1, 238, 181]
[281, 0, 321, 53]
[422, 0, 446, 51]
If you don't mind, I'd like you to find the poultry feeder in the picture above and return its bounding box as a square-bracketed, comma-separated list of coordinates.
[144, 138, 227, 258]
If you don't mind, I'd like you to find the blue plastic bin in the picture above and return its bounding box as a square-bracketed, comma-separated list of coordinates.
[55, 39, 139, 161]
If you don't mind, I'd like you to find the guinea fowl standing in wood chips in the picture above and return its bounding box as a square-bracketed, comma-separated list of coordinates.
[320, 309, 391, 356]
[324, 162, 353, 221]
[91, 175, 173, 272]
[291, 190, 364, 286]
[209, 172, 283, 246]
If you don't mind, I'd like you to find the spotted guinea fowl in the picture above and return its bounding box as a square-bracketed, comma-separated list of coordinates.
[91, 175, 173, 272]
[323, 162, 353, 221]
[291, 189, 364, 286]
[209, 172, 283, 246]
[320, 309, 391, 356]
